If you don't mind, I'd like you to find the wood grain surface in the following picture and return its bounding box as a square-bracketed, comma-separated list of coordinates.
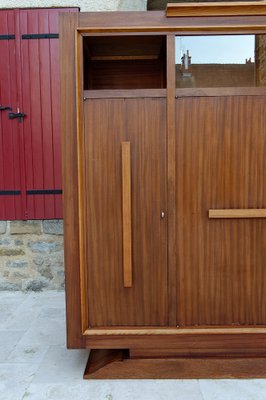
[175, 95, 266, 327]
[85, 326, 266, 335]
[167, 2, 266, 18]
[121, 142, 132, 288]
[85, 330, 266, 356]
[167, 35, 177, 325]
[209, 209, 266, 218]
[84, 97, 167, 327]
[83, 89, 167, 99]
[175, 87, 266, 97]
[61, 11, 266, 363]
[84, 349, 266, 379]
[77, 11, 266, 35]
[60, 12, 86, 349]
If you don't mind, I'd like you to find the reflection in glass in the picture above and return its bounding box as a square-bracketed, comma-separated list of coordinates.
[175, 35, 266, 88]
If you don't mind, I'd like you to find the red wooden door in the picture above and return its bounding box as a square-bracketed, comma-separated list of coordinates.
[0, 7, 78, 220]
[0, 10, 26, 220]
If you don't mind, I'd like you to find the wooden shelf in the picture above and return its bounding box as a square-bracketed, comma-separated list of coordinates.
[83, 89, 167, 99]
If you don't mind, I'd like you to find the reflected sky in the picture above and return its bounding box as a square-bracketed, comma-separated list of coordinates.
[175, 35, 255, 64]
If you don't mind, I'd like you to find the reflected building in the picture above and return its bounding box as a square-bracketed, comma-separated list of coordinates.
[175, 34, 266, 88]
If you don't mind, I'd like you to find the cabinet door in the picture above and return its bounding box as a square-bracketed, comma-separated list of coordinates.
[84, 97, 167, 327]
[175, 95, 266, 326]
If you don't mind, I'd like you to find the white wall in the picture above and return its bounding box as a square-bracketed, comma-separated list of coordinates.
[0, 0, 147, 11]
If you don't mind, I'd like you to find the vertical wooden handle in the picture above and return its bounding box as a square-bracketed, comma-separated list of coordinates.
[121, 142, 132, 288]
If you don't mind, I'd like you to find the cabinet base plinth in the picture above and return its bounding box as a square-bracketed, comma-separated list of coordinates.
[83, 350, 266, 379]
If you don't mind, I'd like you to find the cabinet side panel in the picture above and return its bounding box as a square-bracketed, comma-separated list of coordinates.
[60, 12, 85, 348]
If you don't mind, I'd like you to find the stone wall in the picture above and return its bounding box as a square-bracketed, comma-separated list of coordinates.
[0, 220, 64, 291]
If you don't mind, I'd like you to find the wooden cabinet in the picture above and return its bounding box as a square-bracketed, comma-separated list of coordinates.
[60, 3, 266, 378]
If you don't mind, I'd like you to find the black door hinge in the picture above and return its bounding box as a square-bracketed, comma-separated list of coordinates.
[0, 105, 12, 111]
[8, 112, 26, 122]
[22, 33, 59, 39]
[0, 34, 15, 40]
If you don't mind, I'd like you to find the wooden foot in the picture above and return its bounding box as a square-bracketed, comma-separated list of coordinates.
[83, 350, 266, 379]
[83, 349, 128, 378]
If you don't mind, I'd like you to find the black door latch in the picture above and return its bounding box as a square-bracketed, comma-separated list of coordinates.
[8, 112, 26, 122]
[0, 105, 12, 111]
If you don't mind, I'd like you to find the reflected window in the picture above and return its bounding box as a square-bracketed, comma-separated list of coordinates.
[175, 35, 266, 88]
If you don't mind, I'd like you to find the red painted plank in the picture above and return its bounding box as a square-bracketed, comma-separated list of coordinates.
[38, 10, 56, 218]
[15, 8, 27, 220]
[19, 10, 35, 219]
[21, 9, 45, 218]
[0, 11, 15, 218]
[49, 10, 63, 218]
[0, 10, 24, 220]
[0, 11, 8, 219]
[10, 10, 24, 219]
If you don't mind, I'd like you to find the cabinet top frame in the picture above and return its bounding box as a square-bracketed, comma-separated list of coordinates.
[70, 1, 266, 35]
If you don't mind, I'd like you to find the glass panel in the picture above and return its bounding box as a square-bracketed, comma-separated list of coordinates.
[175, 35, 266, 88]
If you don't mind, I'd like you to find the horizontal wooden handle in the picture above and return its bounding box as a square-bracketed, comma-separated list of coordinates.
[121, 142, 132, 288]
[209, 209, 266, 219]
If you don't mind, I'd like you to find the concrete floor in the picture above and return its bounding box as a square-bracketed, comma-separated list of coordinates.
[1, 291, 266, 400]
